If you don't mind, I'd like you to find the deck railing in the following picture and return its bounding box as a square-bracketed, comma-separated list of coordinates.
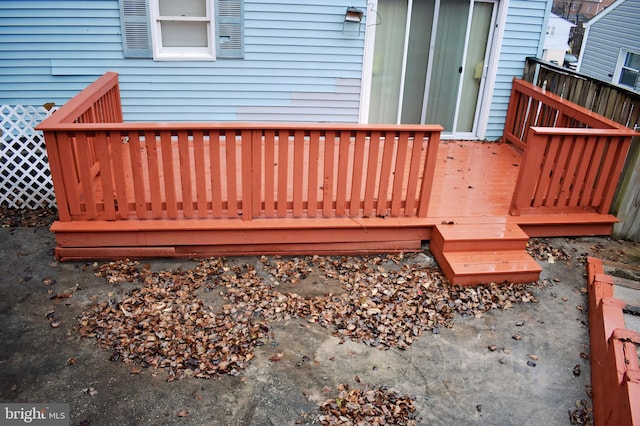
[38, 73, 442, 222]
[505, 79, 637, 216]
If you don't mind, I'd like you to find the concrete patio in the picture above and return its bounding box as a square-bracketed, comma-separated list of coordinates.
[2, 223, 639, 424]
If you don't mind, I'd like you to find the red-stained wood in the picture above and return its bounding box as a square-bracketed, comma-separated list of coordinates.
[251, 129, 263, 218]
[108, 131, 130, 219]
[417, 130, 439, 217]
[128, 132, 147, 219]
[263, 130, 276, 217]
[240, 129, 252, 221]
[391, 131, 409, 217]
[38, 73, 636, 285]
[159, 130, 178, 219]
[42, 131, 71, 221]
[93, 132, 116, 220]
[58, 134, 82, 218]
[223, 130, 238, 218]
[277, 130, 289, 217]
[293, 130, 304, 217]
[177, 130, 193, 218]
[363, 131, 380, 217]
[335, 131, 350, 217]
[192, 130, 208, 217]
[74, 133, 97, 219]
[377, 131, 395, 217]
[307, 130, 320, 217]
[209, 130, 223, 218]
[599, 136, 633, 214]
[322, 131, 335, 217]
[144, 131, 163, 219]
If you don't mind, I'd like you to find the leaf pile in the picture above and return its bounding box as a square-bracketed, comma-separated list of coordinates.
[318, 383, 418, 426]
[0, 204, 58, 227]
[527, 238, 572, 262]
[79, 254, 539, 379]
[568, 399, 593, 425]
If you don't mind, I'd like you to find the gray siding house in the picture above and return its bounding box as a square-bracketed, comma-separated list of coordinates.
[577, 0, 640, 92]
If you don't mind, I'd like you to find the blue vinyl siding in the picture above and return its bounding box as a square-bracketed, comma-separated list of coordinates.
[0, 0, 366, 123]
[485, 0, 552, 139]
[0, 0, 551, 135]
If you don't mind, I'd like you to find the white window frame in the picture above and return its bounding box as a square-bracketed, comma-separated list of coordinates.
[613, 48, 640, 90]
[148, 0, 216, 61]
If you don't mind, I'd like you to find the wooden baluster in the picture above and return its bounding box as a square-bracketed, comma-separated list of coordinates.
[160, 130, 178, 219]
[376, 131, 395, 217]
[128, 131, 148, 219]
[263, 130, 276, 217]
[417, 129, 440, 217]
[349, 130, 365, 217]
[292, 130, 305, 218]
[276, 130, 289, 217]
[307, 130, 320, 217]
[209, 130, 223, 218]
[145, 131, 163, 219]
[335, 130, 350, 217]
[363, 131, 380, 218]
[177, 130, 193, 218]
[390, 131, 409, 217]
[404, 131, 424, 216]
[251, 129, 263, 218]
[109, 131, 129, 219]
[193, 130, 208, 218]
[224, 130, 239, 218]
[94, 131, 116, 220]
[241, 129, 252, 221]
[322, 131, 335, 217]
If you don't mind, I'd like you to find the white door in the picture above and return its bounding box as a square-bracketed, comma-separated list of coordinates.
[363, 0, 498, 139]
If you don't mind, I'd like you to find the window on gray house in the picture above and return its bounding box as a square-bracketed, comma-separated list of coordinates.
[618, 52, 640, 89]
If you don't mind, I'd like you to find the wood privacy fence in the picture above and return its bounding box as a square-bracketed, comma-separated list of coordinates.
[523, 57, 640, 129]
[38, 72, 442, 223]
[504, 79, 637, 216]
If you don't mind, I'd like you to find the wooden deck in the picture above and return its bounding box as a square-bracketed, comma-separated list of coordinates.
[38, 73, 638, 286]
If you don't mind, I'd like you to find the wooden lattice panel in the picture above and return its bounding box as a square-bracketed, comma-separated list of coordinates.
[0, 105, 57, 208]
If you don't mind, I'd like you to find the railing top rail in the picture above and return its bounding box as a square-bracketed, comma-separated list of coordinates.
[512, 78, 631, 131]
[529, 126, 638, 137]
[37, 72, 120, 129]
[33, 121, 445, 133]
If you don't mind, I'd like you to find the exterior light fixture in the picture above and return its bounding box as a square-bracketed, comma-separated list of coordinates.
[343, 7, 363, 36]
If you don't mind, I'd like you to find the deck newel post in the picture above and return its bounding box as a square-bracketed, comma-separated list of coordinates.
[503, 78, 520, 144]
[510, 127, 546, 215]
[241, 129, 253, 221]
[251, 128, 263, 219]
[42, 131, 71, 222]
[416, 128, 441, 217]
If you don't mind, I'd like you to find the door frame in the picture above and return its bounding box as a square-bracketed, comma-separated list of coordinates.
[359, 0, 509, 140]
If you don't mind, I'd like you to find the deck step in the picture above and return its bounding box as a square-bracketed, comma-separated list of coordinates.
[430, 222, 541, 286]
[431, 222, 529, 252]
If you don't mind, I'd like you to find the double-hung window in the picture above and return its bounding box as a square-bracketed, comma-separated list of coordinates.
[150, 0, 214, 60]
[614, 49, 640, 91]
[119, 0, 244, 61]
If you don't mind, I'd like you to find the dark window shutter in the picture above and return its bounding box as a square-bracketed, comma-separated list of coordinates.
[216, 0, 244, 58]
[119, 0, 152, 58]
